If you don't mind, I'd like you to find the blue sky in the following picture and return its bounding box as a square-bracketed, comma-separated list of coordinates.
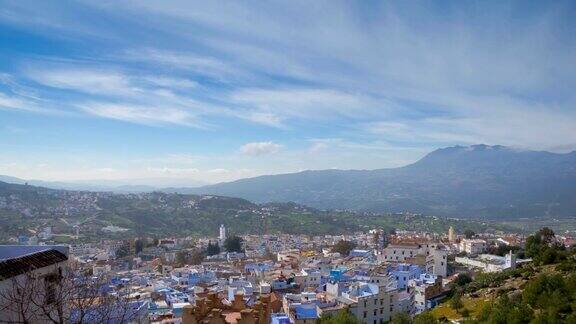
[1, 1, 575, 184]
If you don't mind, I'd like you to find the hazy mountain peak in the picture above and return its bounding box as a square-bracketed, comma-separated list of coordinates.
[180, 144, 576, 219]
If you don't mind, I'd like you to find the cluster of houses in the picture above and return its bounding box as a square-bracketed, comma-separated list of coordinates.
[0, 225, 557, 323]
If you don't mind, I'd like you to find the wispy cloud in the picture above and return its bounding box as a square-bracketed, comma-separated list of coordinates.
[80, 102, 200, 127]
[240, 141, 282, 156]
[0, 92, 31, 110]
[230, 88, 383, 126]
[0, 1, 575, 181]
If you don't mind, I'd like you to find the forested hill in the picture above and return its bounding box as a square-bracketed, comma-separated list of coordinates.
[182, 145, 576, 219]
[0, 181, 506, 240]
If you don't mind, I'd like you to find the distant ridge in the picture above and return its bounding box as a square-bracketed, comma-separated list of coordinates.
[0, 175, 207, 193]
[178, 145, 576, 219]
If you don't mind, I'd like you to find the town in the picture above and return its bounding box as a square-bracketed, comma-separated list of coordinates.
[2, 222, 575, 323]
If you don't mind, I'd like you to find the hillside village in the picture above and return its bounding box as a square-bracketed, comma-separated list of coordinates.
[1, 220, 575, 323]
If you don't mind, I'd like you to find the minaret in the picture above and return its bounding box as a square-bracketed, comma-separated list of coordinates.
[505, 250, 517, 269]
[448, 226, 455, 243]
[219, 224, 226, 242]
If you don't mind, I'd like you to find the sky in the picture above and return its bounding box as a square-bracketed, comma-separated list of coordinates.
[0, 0, 575, 185]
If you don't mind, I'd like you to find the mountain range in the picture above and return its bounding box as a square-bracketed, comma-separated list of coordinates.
[0, 180, 501, 240]
[0, 175, 207, 193]
[177, 145, 576, 219]
[2, 145, 575, 220]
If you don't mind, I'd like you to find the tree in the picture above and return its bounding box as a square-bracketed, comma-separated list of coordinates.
[537, 227, 555, 243]
[525, 228, 567, 265]
[189, 249, 204, 265]
[134, 239, 144, 255]
[488, 244, 519, 257]
[450, 290, 464, 311]
[331, 240, 357, 256]
[224, 236, 243, 253]
[453, 273, 472, 287]
[115, 245, 130, 258]
[175, 251, 188, 266]
[413, 312, 437, 324]
[391, 312, 411, 324]
[206, 241, 220, 256]
[317, 309, 357, 324]
[478, 294, 534, 324]
[263, 248, 276, 261]
[464, 230, 475, 239]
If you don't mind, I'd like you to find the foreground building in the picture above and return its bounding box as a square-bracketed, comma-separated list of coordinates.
[0, 245, 69, 323]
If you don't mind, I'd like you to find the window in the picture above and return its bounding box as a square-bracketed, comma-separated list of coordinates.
[363, 311, 367, 318]
[373, 310, 377, 316]
[44, 274, 60, 305]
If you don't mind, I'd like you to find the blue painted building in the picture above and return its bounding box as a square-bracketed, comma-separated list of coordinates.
[389, 263, 423, 289]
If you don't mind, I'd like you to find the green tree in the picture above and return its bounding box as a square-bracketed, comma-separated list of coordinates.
[413, 312, 437, 324]
[224, 235, 244, 253]
[525, 227, 567, 265]
[390, 312, 411, 324]
[317, 309, 357, 324]
[450, 290, 464, 311]
[206, 241, 221, 256]
[464, 230, 475, 239]
[134, 238, 144, 254]
[522, 274, 569, 312]
[190, 249, 204, 265]
[331, 240, 357, 256]
[175, 250, 188, 266]
[263, 248, 276, 261]
[453, 273, 472, 287]
[537, 227, 555, 243]
[116, 245, 130, 258]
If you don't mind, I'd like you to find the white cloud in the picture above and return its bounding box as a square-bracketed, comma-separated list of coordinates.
[309, 142, 329, 154]
[81, 103, 199, 127]
[243, 111, 285, 128]
[0, 92, 33, 110]
[231, 88, 378, 120]
[121, 49, 244, 81]
[239, 141, 282, 156]
[29, 68, 134, 96]
[141, 75, 197, 89]
[1, 0, 576, 179]
[145, 167, 200, 175]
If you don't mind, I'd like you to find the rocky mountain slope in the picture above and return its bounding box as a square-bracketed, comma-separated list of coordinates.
[183, 145, 576, 219]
